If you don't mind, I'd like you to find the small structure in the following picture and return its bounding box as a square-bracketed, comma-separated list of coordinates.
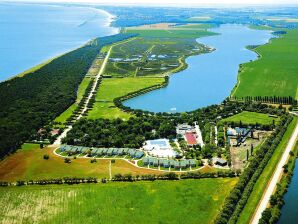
[176, 124, 194, 135]
[213, 158, 228, 167]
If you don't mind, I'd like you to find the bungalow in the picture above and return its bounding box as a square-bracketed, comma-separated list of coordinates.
[143, 157, 149, 166]
[128, 149, 136, 158]
[170, 159, 176, 168]
[134, 150, 144, 159]
[174, 161, 180, 170]
[149, 157, 155, 166]
[180, 160, 187, 169]
[153, 158, 159, 167]
[163, 160, 170, 168]
[189, 159, 196, 167]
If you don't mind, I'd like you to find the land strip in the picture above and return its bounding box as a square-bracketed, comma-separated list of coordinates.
[250, 119, 298, 224]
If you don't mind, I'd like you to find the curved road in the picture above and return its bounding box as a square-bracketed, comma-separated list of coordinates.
[251, 120, 298, 224]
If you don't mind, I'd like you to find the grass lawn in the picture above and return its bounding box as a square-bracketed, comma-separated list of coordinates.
[237, 116, 298, 224]
[220, 111, 279, 126]
[124, 28, 216, 38]
[0, 146, 162, 182]
[54, 77, 92, 124]
[232, 29, 298, 100]
[0, 178, 237, 224]
[88, 77, 164, 119]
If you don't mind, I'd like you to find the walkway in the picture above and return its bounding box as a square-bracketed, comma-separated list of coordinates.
[195, 122, 204, 147]
[251, 121, 298, 224]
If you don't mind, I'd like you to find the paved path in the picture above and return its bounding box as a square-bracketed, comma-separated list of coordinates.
[195, 122, 204, 147]
[251, 120, 298, 224]
[53, 48, 111, 146]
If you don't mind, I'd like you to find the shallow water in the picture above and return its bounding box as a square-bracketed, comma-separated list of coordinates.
[0, 3, 118, 81]
[278, 159, 298, 224]
[124, 24, 273, 112]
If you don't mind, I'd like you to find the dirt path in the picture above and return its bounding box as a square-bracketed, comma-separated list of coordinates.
[251, 121, 298, 224]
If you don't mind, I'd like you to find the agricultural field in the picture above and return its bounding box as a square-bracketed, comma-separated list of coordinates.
[0, 178, 237, 224]
[0, 144, 161, 182]
[105, 36, 209, 77]
[220, 111, 279, 126]
[87, 77, 164, 119]
[232, 29, 298, 100]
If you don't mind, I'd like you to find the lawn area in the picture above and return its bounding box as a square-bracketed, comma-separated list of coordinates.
[0, 146, 162, 182]
[220, 111, 279, 126]
[124, 28, 216, 38]
[233, 29, 298, 100]
[88, 77, 164, 119]
[237, 116, 298, 224]
[0, 178, 237, 224]
[54, 77, 92, 124]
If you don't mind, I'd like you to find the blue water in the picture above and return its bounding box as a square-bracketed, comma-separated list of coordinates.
[278, 159, 298, 224]
[0, 3, 118, 81]
[124, 24, 273, 113]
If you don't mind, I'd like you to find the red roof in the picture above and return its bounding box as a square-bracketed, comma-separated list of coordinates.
[185, 132, 197, 145]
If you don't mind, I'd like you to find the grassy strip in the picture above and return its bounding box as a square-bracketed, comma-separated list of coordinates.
[0, 179, 236, 224]
[237, 116, 297, 224]
[219, 111, 279, 126]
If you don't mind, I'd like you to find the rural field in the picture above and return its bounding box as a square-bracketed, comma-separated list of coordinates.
[220, 111, 279, 126]
[232, 29, 298, 100]
[0, 178, 237, 224]
[0, 143, 162, 182]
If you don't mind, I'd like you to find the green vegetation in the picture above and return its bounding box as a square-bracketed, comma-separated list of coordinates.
[215, 115, 293, 224]
[105, 36, 209, 77]
[124, 28, 215, 38]
[88, 77, 164, 119]
[220, 111, 279, 126]
[233, 29, 298, 100]
[55, 77, 93, 123]
[0, 33, 135, 159]
[0, 179, 236, 224]
[237, 117, 297, 224]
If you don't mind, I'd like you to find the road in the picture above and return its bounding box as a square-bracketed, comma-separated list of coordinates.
[53, 48, 111, 145]
[251, 120, 298, 224]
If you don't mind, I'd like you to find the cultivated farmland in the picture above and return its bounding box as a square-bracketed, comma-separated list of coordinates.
[0, 179, 237, 224]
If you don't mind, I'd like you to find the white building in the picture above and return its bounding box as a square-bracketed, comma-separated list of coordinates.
[143, 139, 178, 158]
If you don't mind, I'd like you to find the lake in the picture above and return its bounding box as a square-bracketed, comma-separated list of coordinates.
[124, 24, 273, 113]
[0, 3, 118, 82]
[278, 159, 298, 224]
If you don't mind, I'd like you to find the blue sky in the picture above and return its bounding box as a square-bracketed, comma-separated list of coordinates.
[8, 0, 298, 5]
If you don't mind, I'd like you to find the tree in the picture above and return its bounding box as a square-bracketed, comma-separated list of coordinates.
[43, 154, 49, 160]
[64, 158, 71, 163]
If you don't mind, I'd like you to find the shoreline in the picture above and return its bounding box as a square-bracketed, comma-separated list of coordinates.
[0, 5, 119, 83]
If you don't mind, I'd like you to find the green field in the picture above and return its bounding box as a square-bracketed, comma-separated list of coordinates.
[233, 29, 298, 100]
[88, 77, 164, 119]
[0, 178, 237, 224]
[237, 117, 298, 224]
[220, 111, 279, 126]
[124, 28, 215, 38]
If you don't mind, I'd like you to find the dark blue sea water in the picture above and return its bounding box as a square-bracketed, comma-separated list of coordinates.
[0, 3, 118, 81]
[124, 24, 273, 112]
[278, 159, 298, 224]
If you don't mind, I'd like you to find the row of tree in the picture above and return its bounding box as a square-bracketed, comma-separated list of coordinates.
[230, 95, 296, 105]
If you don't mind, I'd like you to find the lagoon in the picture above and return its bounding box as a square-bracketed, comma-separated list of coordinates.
[0, 3, 118, 82]
[124, 24, 273, 113]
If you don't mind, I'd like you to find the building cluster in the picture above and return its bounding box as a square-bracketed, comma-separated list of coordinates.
[59, 145, 144, 159]
[142, 157, 197, 169]
[227, 127, 252, 147]
[176, 123, 199, 146]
